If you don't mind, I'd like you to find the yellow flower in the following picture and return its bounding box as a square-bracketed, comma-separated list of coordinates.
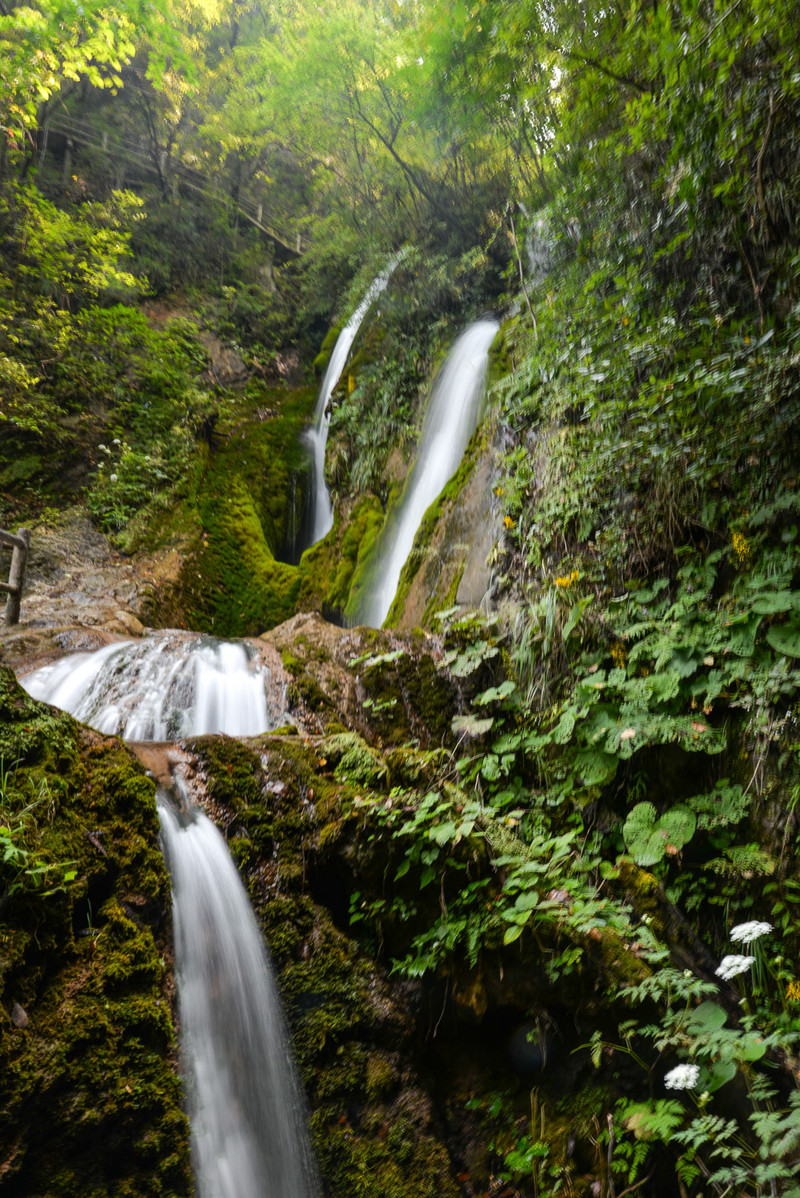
[495, 487, 503, 497]
[504, 515, 514, 529]
[731, 530, 751, 566]
[787, 979, 800, 1002]
[611, 641, 627, 669]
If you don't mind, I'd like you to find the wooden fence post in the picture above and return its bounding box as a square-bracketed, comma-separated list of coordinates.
[1, 528, 31, 625]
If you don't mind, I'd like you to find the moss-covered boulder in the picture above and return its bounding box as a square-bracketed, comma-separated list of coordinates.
[0, 668, 192, 1197]
[261, 611, 459, 747]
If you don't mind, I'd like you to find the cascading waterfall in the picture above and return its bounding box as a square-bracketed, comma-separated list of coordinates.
[356, 318, 499, 628]
[158, 786, 320, 1198]
[23, 638, 319, 1197]
[303, 256, 400, 547]
[21, 632, 287, 739]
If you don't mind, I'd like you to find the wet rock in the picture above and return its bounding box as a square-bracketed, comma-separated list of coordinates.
[261, 611, 457, 747]
[10, 1002, 29, 1029]
[112, 610, 145, 636]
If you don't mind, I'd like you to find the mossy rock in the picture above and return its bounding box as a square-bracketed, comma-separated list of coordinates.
[312, 320, 344, 379]
[183, 732, 462, 1198]
[149, 382, 315, 636]
[0, 668, 192, 1197]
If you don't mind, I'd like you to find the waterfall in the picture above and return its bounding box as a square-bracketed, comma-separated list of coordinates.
[22, 637, 319, 1196]
[21, 632, 287, 739]
[303, 257, 400, 548]
[158, 787, 320, 1198]
[356, 318, 499, 629]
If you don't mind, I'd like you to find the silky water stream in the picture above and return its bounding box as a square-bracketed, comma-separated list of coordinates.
[21, 634, 320, 1198]
[357, 318, 499, 628]
[303, 256, 401, 548]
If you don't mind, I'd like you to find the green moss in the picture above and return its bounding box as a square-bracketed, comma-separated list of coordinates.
[0, 669, 192, 1198]
[359, 649, 456, 748]
[485, 323, 512, 388]
[323, 732, 388, 789]
[313, 320, 344, 379]
[151, 382, 315, 636]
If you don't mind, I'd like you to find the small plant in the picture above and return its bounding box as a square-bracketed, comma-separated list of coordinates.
[0, 760, 77, 898]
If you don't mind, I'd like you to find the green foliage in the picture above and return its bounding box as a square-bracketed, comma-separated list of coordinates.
[0, 760, 77, 898]
[0, 0, 179, 148]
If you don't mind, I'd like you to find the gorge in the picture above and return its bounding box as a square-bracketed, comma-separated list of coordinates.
[2, 2, 800, 1196]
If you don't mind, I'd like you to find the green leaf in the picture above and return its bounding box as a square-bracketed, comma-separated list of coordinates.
[705, 1059, 736, 1092]
[688, 1002, 727, 1033]
[574, 749, 618, 786]
[563, 595, 593, 641]
[474, 679, 517, 705]
[750, 592, 800, 614]
[623, 802, 697, 866]
[766, 622, 800, 658]
[429, 821, 457, 846]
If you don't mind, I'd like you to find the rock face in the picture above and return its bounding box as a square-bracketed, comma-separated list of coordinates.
[390, 439, 505, 629]
[0, 667, 193, 1197]
[0, 508, 182, 675]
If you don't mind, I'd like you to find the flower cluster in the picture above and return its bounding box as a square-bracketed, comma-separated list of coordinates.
[729, 920, 772, 945]
[610, 640, 627, 669]
[554, 569, 580, 588]
[715, 954, 755, 981]
[664, 1063, 700, 1090]
[731, 529, 751, 566]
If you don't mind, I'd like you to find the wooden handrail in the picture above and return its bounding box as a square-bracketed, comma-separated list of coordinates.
[2, 528, 31, 625]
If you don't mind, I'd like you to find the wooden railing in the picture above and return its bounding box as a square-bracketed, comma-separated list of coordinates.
[1, 529, 31, 626]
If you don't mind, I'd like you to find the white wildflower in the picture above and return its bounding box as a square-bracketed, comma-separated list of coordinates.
[109, 473, 118, 483]
[716, 954, 755, 980]
[729, 920, 772, 945]
[664, 1063, 700, 1090]
[112, 437, 121, 445]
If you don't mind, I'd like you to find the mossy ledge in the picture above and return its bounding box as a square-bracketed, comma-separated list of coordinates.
[0, 668, 192, 1198]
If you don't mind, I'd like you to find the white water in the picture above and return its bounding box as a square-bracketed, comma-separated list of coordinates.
[357, 318, 499, 628]
[21, 632, 286, 739]
[158, 790, 320, 1198]
[304, 258, 400, 546]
